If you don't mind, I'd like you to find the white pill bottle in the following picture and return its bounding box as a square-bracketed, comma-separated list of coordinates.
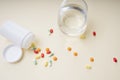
[0, 21, 35, 63]
[0, 21, 35, 49]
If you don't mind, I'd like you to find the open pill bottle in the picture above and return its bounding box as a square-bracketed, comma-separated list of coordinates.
[0, 21, 35, 63]
[0, 21, 35, 49]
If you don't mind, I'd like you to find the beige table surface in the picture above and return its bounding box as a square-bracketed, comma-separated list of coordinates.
[0, 0, 120, 80]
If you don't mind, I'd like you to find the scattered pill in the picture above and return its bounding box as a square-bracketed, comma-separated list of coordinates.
[49, 28, 54, 35]
[41, 53, 45, 58]
[46, 50, 51, 54]
[31, 43, 36, 48]
[44, 62, 48, 67]
[35, 55, 41, 60]
[32, 47, 36, 50]
[67, 47, 72, 51]
[33, 60, 37, 65]
[50, 28, 54, 34]
[73, 52, 78, 56]
[85, 65, 92, 70]
[49, 53, 54, 57]
[80, 34, 86, 39]
[32, 46, 57, 67]
[34, 49, 39, 54]
[93, 31, 96, 36]
[49, 60, 52, 67]
[90, 57, 94, 62]
[113, 57, 117, 63]
[36, 48, 41, 52]
[52, 56, 57, 61]
[46, 48, 50, 52]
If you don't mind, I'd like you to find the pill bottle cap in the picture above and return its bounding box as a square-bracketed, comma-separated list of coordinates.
[3, 45, 23, 63]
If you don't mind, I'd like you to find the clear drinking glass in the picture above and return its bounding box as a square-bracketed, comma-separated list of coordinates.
[58, 0, 88, 36]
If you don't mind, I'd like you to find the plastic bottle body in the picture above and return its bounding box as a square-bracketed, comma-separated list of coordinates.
[0, 21, 34, 49]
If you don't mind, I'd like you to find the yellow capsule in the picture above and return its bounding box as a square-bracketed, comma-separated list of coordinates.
[29, 43, 36, 50]
[35, 55, 41, 60]
[44, 62, 48, 67]
[85, 65, 92, 70]
[80, 34, 86, 39]
[30, 42, 36, 49]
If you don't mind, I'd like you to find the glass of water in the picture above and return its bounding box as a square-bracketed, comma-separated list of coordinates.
[58, 0, 88, 36]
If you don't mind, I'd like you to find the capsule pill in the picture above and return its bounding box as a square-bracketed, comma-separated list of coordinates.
[85, 65, 92, 70]
[73, 52, 78, 56]
[67, 47, 72, 51]
[44, 62, 48, 67]
[36, 48, 41, 52]
[49, 60, 52, 67]
[49, 53, 54, 57]
[41, 53, 45, 58]
[33, 60, 37, 65]
[93, 31, 96, 36]
[53, 56, 57, 61]
[46, 48, 50, 52]
[80, 34, 86, 39]
[34, 50, 39, 54]
[50, 28, 53, 34]
[90, 57, 94, 62]
[113, 57, 117, 63]
[46, 50, 51, 54]
[35, 55, 41, 60]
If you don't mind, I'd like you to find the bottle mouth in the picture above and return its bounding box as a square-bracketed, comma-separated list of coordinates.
[21, 32, 35, 49]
